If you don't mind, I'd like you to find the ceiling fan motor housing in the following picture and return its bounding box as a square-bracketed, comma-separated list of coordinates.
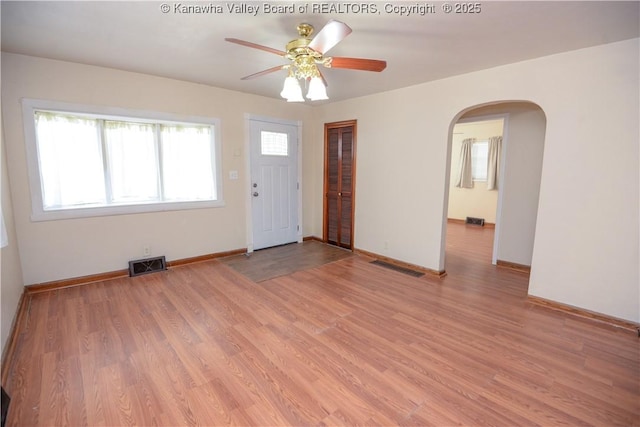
[286, 25, 325, 78]
[286, 37, 322, 60]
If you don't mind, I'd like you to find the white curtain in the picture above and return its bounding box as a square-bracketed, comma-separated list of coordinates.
[487, 136, 502, 190]
[35, 112, 106, 209]
[104, 121, 159, 203]
[455, 138, 475, 188]
[161, 125, 215, 201]
[34, 112, 218, 209]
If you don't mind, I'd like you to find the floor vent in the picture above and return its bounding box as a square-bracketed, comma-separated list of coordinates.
[370, 260, 424, 278]
[129, 256, 167, 277]
[465, 216, 485, 226]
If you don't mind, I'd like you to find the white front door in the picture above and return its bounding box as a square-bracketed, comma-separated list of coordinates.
[250, 119, 299, 250]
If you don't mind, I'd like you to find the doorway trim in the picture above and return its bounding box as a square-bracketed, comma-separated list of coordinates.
[322, 119, 357, 250]
[442, 100, 548, 277]
[244, 114, 303, 253]
[453, 113, 509, 265]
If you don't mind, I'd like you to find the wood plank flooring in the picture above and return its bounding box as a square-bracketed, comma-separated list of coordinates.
[3, 223, 639, 426]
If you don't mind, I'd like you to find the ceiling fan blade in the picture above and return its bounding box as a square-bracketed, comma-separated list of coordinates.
[241, 65, 287, 80]
[225, 38, 286, 56]
[329, 57, 387, 72]
[308, 20, 352, 54]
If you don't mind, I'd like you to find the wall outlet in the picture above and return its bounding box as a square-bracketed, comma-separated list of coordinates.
[143, 246, 151, 256]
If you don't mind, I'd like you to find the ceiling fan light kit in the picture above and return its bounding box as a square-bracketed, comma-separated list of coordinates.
[280, 73, 305, 102]
[225, 20, 386, 103]
[306, 76, 328, 101]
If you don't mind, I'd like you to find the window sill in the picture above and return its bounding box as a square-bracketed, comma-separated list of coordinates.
[31, 199, 225, 222]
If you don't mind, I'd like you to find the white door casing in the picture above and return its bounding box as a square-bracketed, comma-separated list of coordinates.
[247, 117, 300, 251]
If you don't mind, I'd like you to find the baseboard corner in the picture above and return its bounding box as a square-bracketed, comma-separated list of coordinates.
[496, 259, 531, 273]
[1, 290, 29, 386]
[527, 295, 640, 333]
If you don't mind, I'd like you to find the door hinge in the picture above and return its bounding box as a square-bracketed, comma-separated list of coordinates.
[297, 182, 299, 190]
[297, 225, 299, 231]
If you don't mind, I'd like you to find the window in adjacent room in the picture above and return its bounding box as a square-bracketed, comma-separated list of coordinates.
[471, 140, 488, 181]
[23, 99, 223, 220]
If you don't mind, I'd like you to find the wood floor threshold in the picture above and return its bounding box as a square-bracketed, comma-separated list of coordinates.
[447, 218, 496, 229]
[354, 248, 446, 278]
[24, 248, 247, 295]
[1, 292, 27, 386]
[528, 295, 640, 333]
[496, 259, 531, 273]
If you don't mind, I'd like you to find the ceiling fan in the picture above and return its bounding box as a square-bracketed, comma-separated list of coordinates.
[225, 20, 387, 101]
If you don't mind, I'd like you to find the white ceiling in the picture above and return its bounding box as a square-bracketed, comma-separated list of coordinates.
[1, 1, 638, 103]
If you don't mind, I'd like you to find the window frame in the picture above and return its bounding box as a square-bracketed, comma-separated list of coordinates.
[22, 98, 224, 221]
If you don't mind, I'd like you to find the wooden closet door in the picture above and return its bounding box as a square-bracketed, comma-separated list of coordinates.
[324, 121, 356, 249]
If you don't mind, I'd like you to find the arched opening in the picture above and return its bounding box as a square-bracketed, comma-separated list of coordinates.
[442, 101, 547, 286]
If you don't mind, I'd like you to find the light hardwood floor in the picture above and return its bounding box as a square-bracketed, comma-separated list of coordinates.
[3, 223, 639, 426]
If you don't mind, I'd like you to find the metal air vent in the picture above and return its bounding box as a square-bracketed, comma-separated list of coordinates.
[129, 256, 167, 277]
[465, 216, 485, 226]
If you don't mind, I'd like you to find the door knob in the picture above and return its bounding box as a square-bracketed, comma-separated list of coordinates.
[253, 183, 258, 188]
[253, 192, 259, 197]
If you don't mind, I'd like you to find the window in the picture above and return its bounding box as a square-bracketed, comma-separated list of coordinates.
[23, 99, 223, 220]
[471, 140, 488, 181]
[260, 131, 288, 156]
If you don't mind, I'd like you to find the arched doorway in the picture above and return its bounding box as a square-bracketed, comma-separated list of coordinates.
[443, 101, 547, 282]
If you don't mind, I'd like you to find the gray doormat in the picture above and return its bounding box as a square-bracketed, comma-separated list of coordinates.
[220, 240, 354, 282]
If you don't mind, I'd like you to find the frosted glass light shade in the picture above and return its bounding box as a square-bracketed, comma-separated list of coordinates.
[280, 76, 304, 102]
[306, 77, 328, 100]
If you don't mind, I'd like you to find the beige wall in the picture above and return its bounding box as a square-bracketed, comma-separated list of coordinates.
[448, 119, 503, 224]
[1, 118, 25, 356]
[1, 36, 638, 339]
[1, 53, 315, 286]
[496, 107, 546, 266]
[313, 38, 639, 322]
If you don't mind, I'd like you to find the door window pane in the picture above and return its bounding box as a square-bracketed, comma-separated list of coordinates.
[261, 131, 288, 156]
